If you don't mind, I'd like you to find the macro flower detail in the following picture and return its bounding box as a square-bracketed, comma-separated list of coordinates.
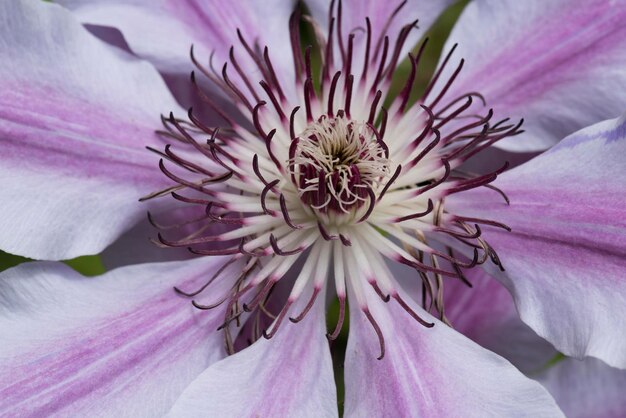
[144, 1, 528, 360]
[1, 0, 626, 417]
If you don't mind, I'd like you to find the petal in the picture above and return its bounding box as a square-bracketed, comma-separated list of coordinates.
[536, 357, 626, 418]
[99, 204, 211, 269]
[58, 0, 297, 96]
[445, 266, 557, 374]
[166, 288, 337, 418]
[0, 257, 239, 417]
[343, 287, 563, 417]
[0, 0, 181, 260]
[305, 0, 455, 75]
[99, 217, 193, 269]
[306, 0, 455, 38]
[447, 115, 626, 368]
[440, 0, 626, 151]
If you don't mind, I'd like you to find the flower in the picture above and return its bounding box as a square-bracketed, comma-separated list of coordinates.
[1, 0, 626, 417]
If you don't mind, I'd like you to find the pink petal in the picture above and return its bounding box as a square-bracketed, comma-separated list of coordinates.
[0, 0, 182, 260]
[447, 114, 626, 368]
[98, 204, 212, 269]
[445, 267, 557, 374]
[0, 257, 237, 417]
[439, 0, 626, 151]
[344, 288, 563, 417]
[166, 288, 337, 417]
[58, 0, 297, 98]
[537, 358, 626, 418]
[306, 0, 455, 43]
[306, 0, 455, 76]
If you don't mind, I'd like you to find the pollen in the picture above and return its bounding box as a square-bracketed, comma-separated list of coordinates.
[289, 114, 390, 213]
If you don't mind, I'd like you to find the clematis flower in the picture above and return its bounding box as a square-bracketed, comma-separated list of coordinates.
[1, 0, 626, 417]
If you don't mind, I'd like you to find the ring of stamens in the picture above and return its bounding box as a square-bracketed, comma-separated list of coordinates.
[142, 0, 520, 359]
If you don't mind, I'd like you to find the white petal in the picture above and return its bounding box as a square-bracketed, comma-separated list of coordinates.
[166, 287, 337, 417]
[537, 357, 626, 418]
[439, 0, 626, 151]
[58, 0, 298, 99]
[447, 114, 626, 368]
[0, 0, 182, 259]
[0, 257, 238, 417]
[343, 286, 563, 417]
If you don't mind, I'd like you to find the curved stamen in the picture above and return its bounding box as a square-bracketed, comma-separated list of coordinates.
[392, 293, 434, 328]
[395, 199, 434, 222]
[327, 296, 346, 340]
[174, 258, 239, 297]
[289, 287, 322, 323]
[269, 234, 304, 256]
[363, 308, 385, 360]
[263, 300, 294, 339]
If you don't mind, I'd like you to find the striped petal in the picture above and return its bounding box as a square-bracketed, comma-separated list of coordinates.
[343, 286, 563, 417]
[305, 0, 455, 76]
[444, 267, 557, 374]
[58, 0, 297, 99]
[0, 0, 181, 260]
[447, 114, 626, 368]
[166, 287, 337, 417]
[0, 257, 238, 417]
[439, 0, 626, 151]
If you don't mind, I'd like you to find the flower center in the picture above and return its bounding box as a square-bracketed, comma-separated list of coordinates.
[143, 1, 522, 359]
[289, 114, 390, 213]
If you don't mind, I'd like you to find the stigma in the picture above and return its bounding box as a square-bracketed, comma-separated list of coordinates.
[289, 113, 390, 214]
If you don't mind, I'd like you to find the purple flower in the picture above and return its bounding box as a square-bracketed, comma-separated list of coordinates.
[1, 0, 626, 416]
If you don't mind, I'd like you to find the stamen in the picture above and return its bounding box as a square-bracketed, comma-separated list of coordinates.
[395, 199, 434, 222]
[279, 194, 303, 229]
[327, 71, 342, 116]
[371, 36, 389, 94]
[421, 43, 459, 104]
[289, 106, 301, 140]
[289, 287, 322, 323]
[221, 62, 253, 111]
[260, 81, 287, 121]
[269, 234, 304, 256]
[393, 293, 434, 328]
[289, 115, 390, 214]
[327, 296, 346, 340]
[363, 308, 385, 360]
[317, 221, 338, 241]
[368, 90, 383, 125]
[362, 18, 372, 81]
[288, 8, 306, 81]
[229, 46, 261, 103]
[263, 300, 294, 339]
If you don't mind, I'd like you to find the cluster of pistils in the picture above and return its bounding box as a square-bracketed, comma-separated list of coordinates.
[141, 0, 526, 358]
[288, 114, 391, 213]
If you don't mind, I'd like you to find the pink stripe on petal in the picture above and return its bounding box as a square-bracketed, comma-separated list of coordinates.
[166, 286, 337, 418]
[0, 258, 235, 417]
[343, 285, 562, 417]
[1, 87, 163, 184]
[0, 0, 182, 259]
[446, 115, 626, 369]
[440, 0, 626, 151]
[58, 0, 298, 100]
